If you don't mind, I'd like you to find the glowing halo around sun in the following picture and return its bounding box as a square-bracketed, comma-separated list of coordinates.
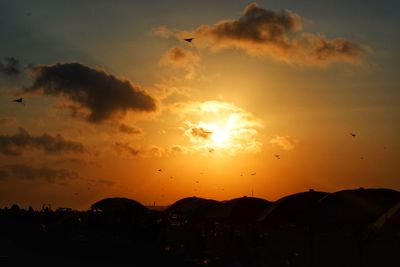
[177, 101, 263, 155]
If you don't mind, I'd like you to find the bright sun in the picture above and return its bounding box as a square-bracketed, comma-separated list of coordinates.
[210, 126, 230, 145]
[183, 101, 263, 154]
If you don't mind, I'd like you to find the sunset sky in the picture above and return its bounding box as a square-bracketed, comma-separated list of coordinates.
[0, 0, 399, 209]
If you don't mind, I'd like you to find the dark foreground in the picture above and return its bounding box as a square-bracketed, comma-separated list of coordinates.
[1, 188, 400, 267]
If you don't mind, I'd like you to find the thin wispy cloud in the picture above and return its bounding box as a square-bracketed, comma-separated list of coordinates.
[269, 135, 298, 150]
[0, 128, 84, 156]
[0, 164, 80, 183]
[159, 46, 200, 80]
[119, 123, 142, 135]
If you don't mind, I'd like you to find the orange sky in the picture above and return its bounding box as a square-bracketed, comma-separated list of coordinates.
[0, 1, 399, 209]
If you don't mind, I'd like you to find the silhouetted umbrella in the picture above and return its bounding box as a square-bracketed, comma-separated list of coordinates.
[207, 196, 271, 224]
[258, 190, 328, 227]
[316, 188, 400, 230]
[91, 197, 148, 223]
[365, 201, 400, 237]
[166, 197, 220, 221]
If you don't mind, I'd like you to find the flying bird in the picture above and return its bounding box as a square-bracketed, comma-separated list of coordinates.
[183, 38, 194, 43]
[275, 154, 281, 159]
[158, 169, 162, 172]
[12, 98, 24, 105]
[350, 133, 356, 138]
[251, 172, 256, 176]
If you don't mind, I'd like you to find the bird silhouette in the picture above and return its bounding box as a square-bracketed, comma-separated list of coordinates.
[251, 172, 256, 176]
[350, 133, 356, 137]
[183, 38, 194, 43]
[275, 154, 281, 159]
[12, 98, 24, 105]
[158, 169, 162, 172]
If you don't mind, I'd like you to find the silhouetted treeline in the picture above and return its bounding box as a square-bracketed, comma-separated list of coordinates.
[1, 188, 399, 267]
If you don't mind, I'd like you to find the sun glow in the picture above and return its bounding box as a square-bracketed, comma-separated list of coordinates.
[181, 101, 263, 154]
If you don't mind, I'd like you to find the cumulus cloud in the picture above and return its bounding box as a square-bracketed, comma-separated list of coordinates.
[119, 123, 142, 135]
[161, 3, 367, 66]
[0, 164, 79, 183]
[159, 47, 200, 79]
[0, 128, 84, 156]
[115, 142, 140, 156]
[0, 57, 21, 76]
[269, 135, 298, 150]
[24, 62, 157, 122]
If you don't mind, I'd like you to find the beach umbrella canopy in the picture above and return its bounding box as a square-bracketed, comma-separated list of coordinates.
[316, 188, 400, 229]
[91, 197, 148, 219]
[166, 197, 220, 220]
[208, 196, 271, 223]
[258, 190, 328, 226]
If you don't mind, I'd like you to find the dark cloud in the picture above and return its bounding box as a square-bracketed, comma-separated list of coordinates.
[189, 126, 213, 139]
[0, 117, 10, 125]
[0, 57, 21, 76]
[24, 62, 157, 122]
[0, 169, 10, 180]
[119, 123, 142, 135]
[173, 3, 366, 66]
[115, 142, 140, 156]
[89, 179, 116, 186]
[0, 128, 84, 156]
[0, 164, 79, 183]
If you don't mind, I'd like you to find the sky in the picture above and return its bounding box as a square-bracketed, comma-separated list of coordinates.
[0, 0, 399, 209]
